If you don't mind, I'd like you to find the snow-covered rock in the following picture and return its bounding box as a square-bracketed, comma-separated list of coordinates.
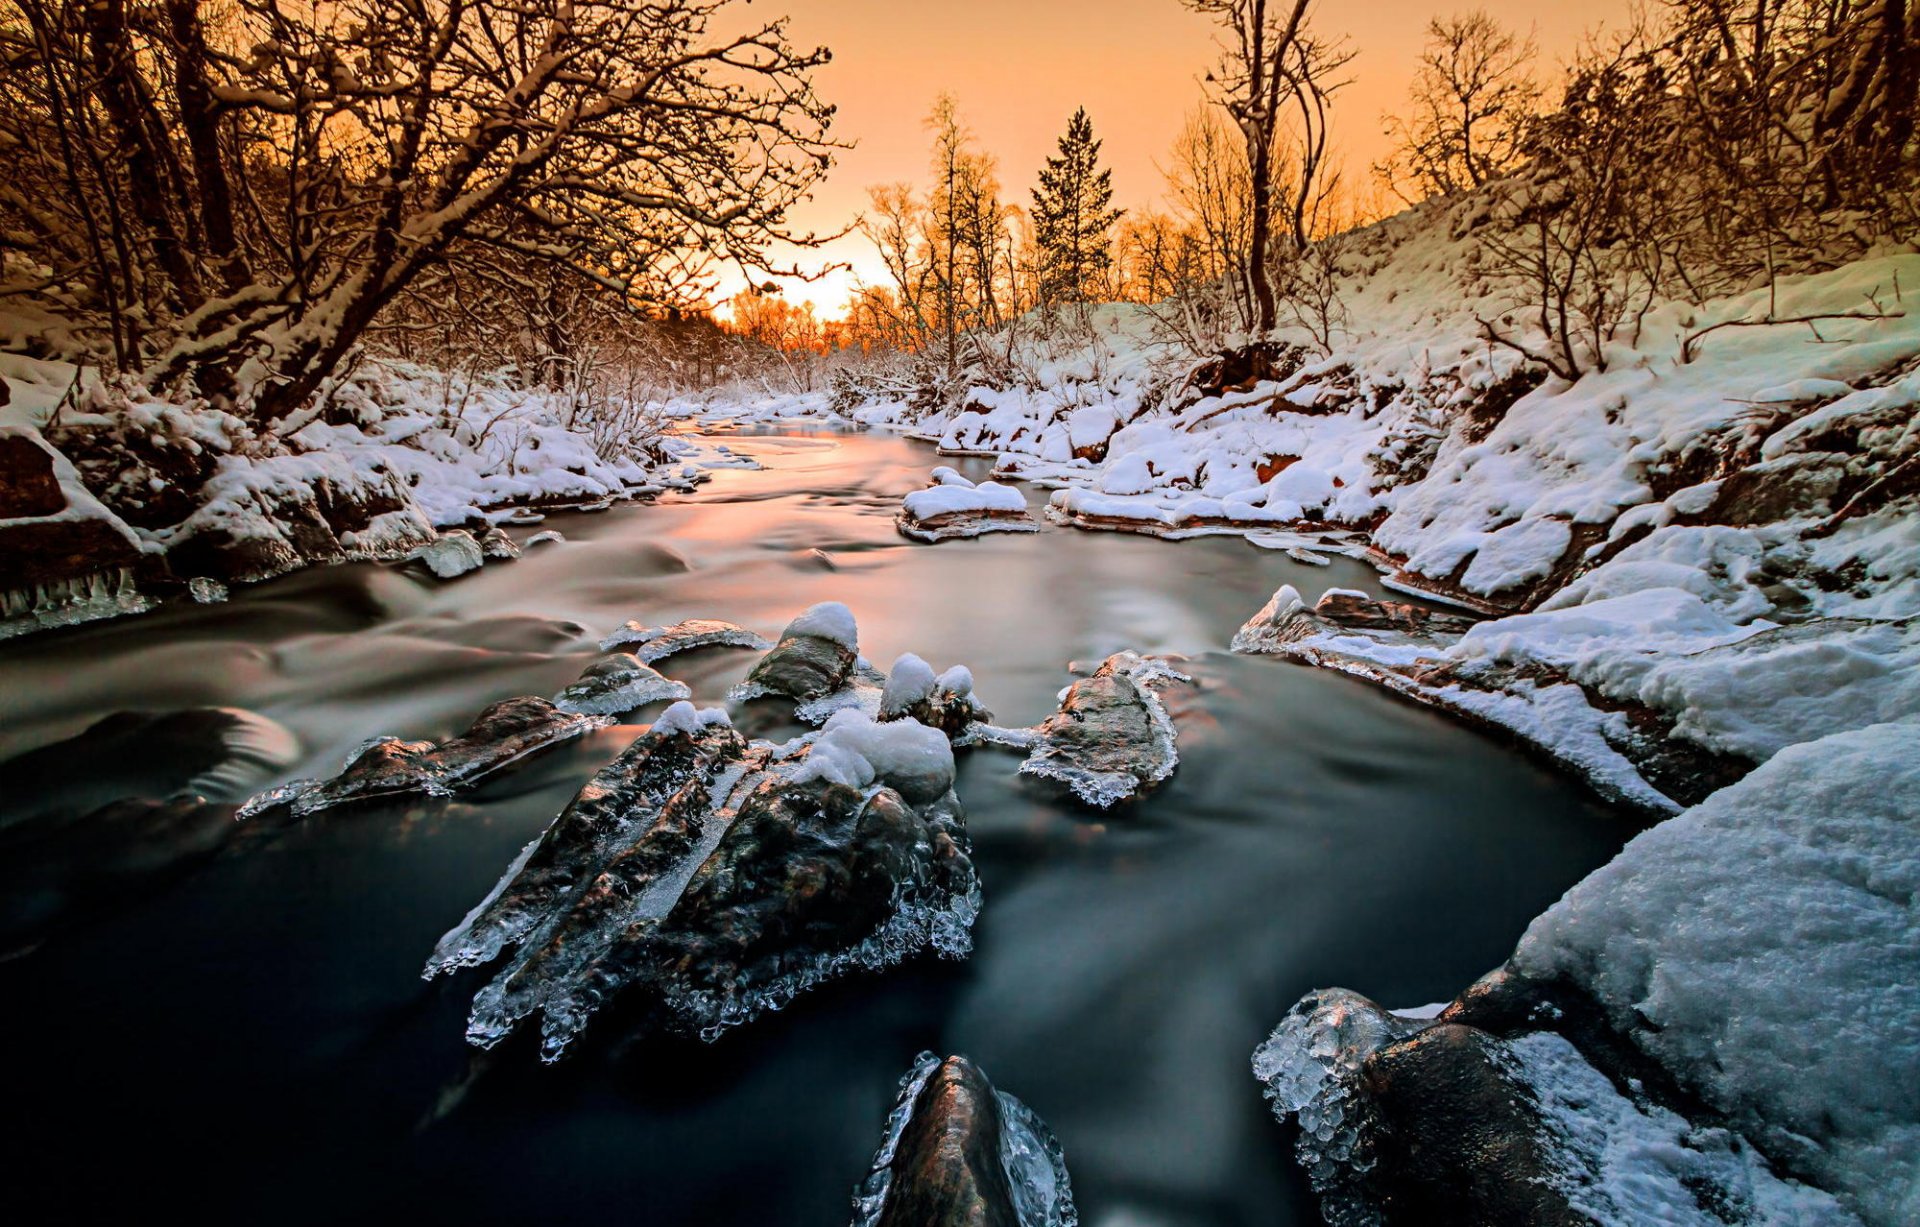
[896, 474, 1039, 543]
[428, 708, 980, 1057]
[409, 529, 486, 579]
[731, 603, 861, 703]
[1253, 720, 1919, 1225]
[0, 425, 158, 637]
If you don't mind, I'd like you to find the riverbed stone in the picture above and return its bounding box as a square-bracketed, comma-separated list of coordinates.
[1020, 651, 1188, 808]
[237, 696, 600, 820]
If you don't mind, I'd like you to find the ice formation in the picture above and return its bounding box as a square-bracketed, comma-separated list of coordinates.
[599, 617, 772, 662]
[427, 705, 980, 1058]
[852, 1052, 1078, 1227]
[1016, 652, 1190, 808]
[237, 697, 599, 820]
[552, 654, 691, 717]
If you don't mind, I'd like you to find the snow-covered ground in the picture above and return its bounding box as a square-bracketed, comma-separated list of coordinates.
[0, 353, 718, 634]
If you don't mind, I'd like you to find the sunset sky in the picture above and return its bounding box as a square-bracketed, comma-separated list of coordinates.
[726, 0, 1633, 318]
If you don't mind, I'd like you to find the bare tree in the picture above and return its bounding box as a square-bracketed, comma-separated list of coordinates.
[0, 0, 836, 424]
[1379, 10, 1541, 202]
[1184, 0, 1352, 335]
[1476, 27, 1664, 381]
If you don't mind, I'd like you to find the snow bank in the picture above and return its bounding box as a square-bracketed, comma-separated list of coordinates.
[1512, 721, 1920, 1223]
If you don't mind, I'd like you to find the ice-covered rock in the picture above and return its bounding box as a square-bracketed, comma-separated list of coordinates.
[0, 425, 159, 638]
[552, 654, 691, 716]
[428, 705, 980, 1058]
[1016, 652, 1190, 808]
[237, 697, 599, 820]
[896, 476, 1040, 543]
[477, 525, 521, 560]
[878, 654, 992, 739]
[526, 529, 566, 548]
[187, 576, 229, 604]
[852, 1052, 1077, 1227]
[600, 617, 772, 662]
[409, 529, 486, 579]
[1253, 988, 1859, 1227]
[731, 602, 861, 703]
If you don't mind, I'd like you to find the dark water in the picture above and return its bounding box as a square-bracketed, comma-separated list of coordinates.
[0, 429, 1631, 1227]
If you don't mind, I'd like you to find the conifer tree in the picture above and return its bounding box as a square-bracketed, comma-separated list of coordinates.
[1030, 108, 1125, 304]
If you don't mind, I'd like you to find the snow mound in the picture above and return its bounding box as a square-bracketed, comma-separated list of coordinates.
[788, 708, 956, 805]
[1513, 720, 1920, 1224]
[878, 653, 938, 718]
[651, 701, 732, 737]
[784, 601, 858, 649]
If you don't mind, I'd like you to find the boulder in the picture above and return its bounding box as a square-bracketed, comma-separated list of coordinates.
[1019, 652, 1189, 808]
[855, 1053, 1077, 1227]
[432, 704, 980, 1058]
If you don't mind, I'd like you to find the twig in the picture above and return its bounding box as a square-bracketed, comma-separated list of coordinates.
[1681, 310, 1905, 364]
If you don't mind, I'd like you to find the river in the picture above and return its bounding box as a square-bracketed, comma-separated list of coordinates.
[0, 427, 1632, 1226]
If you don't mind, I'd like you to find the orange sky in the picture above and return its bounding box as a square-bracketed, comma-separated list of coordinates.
[725, 0, 1633, 317]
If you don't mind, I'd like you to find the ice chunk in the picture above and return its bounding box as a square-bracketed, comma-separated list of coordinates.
[409, 530, 486, 579]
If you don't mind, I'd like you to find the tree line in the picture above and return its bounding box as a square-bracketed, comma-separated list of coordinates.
[847, 0, 1920, 391]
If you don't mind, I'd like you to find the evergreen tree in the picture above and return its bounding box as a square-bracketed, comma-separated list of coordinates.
[1030, 108, 1125, 304]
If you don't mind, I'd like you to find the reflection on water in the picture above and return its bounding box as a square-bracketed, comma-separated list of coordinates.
[0, 429, 1630, 1226]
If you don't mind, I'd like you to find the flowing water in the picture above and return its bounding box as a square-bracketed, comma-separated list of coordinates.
[0, 428, 1632, 1227]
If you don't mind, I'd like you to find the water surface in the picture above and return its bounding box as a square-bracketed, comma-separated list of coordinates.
[0, 428, 1630, 1226]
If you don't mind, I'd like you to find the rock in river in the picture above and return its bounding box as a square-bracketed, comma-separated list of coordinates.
[853, 1052, 1077, 1227]
[238, 697, 600, 820]
[600, 617, 772, 663]
[552, 653, 691, 716]
[896, 470, 1040, 543]
[1018, 651, 1190, 808]
[428, 703, 981, 1058]
[731, 601, 862, 704]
